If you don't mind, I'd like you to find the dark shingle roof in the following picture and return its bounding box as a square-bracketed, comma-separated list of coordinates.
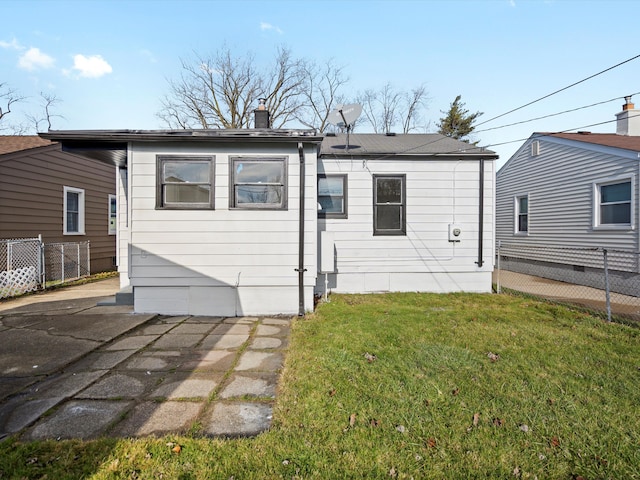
[0, 135, 53, 155]
[320, 133, 497, 158]
[543, 132, 640, 151]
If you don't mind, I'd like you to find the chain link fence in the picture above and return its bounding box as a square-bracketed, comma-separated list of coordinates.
[495, 242, 640, 323]
[0, 237, 91, 299]
[0, 237, 44, 299]
[44, 241, 90, 286]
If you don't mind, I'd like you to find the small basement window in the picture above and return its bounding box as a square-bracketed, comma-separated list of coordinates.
[230, 157, 287, 209]
[156, 156, 215, 209]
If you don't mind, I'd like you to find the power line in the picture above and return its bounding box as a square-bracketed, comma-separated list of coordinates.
[475, 54, 640, 127]
[475, 93, 640, 133]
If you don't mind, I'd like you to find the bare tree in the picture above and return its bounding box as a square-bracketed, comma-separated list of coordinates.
[26, 92, 64, 132]
[296, 58, 349, 133]
[358, 82, 429, 134]
[0, 83, 26, 132]
[158, 46, 314, 129]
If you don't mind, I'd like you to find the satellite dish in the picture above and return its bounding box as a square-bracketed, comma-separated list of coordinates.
[327, 103, 362, 149]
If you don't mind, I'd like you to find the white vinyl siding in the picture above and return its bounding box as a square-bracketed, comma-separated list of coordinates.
[127, 142, 317, 315]
[317, 157, 494, 294]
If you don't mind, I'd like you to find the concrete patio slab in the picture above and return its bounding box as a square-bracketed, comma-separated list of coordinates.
[112, 401, 203, 437]
[205, 402, 273, 437]
[24, 400, 132, 440]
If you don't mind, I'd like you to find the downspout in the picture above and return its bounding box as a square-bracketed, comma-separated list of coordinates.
[476, 158, 485, 267]
[296, 142, 307, 316]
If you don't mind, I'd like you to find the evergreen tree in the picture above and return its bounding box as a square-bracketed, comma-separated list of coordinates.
[436, 95, 482, 143]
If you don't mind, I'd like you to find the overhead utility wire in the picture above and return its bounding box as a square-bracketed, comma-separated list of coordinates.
[483, 112, 640, 149]
[475, 53, 640, 127]
[475, 92, 640, 133]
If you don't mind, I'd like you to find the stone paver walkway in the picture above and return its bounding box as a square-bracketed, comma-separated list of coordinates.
[6, 315, 290, 440]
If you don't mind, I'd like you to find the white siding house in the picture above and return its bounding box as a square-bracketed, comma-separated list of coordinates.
[41, 128, 498, 316]
[41, 129, 323, 316]
[317, 133, 497, 295]
[496, 99, 640, 293]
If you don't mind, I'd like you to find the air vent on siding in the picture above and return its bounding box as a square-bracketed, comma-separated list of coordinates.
[531, 140, 540, 156]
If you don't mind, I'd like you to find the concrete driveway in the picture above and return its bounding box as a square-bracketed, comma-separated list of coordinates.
[0, 277, 291, 441]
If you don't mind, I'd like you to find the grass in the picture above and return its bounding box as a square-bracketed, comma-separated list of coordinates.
[1, 292, 639, 479]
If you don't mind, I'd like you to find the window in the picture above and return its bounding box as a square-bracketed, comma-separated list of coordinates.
[515, 195, 528, 233]
[318, 174, 347, 218]
[108, 194, 117, 235]
[373, 175, 406, 235]
[231, 157, 287, 209]
[596, 180, 631, 226]
[64, 186, 85, 235]
[156, 156, 214, 209]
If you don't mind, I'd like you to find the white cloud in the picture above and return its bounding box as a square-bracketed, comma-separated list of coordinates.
[260, 22, 283, 34]
[0, 38, 22, 50]
[71, 54, 112, 78]
[18, 47, 55, 71]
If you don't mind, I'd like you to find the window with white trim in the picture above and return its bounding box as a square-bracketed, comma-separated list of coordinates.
[230, 156, 287, 209]
[318, 174, 347, 218]
[373, 174, 406, 235]
[596, 180, 632, 226]
[515, 195, 528, 233]
[108, 194, 117, 235]
[156, 156, 215, 209]
[64, 186, 85, 235]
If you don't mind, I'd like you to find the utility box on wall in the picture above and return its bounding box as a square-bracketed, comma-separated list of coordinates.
[320, 231, 335, 272]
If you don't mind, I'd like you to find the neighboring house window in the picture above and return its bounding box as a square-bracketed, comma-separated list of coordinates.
[318, 174, 348, 218]
[156, 156, 215, 209]
[515, 195, 528, 233]
[373, 174, 406, 235]
[230, 157, 287, 209]
[64, 186, 85, 235]
[108, 194, 117, 235]
[596, 180, 632, 226]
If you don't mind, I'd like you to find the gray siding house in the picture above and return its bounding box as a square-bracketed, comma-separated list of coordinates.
[496, 99, 640, 294]
[0, 136, 117, 274]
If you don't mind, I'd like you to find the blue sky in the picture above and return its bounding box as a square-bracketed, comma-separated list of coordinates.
[1, 0, 639, 167]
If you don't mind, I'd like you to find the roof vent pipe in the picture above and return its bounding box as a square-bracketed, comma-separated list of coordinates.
[254, 98, 270, 128]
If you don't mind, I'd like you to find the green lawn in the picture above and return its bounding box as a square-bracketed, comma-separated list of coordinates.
[1, 292, 639, 479]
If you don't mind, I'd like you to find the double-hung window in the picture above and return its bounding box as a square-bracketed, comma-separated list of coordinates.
[373, 174, 406, 235]
[318, 174, 347, 218]
[64, 186, 85, 235]
[156, 156, 215, 209]
[596, 180, 632, 226]
[515, 195, 528, 233]
[231, 157, 287, 209]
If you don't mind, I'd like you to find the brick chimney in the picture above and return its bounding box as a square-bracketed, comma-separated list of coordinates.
[615, 96, 640, 136]
[254, 98, 270, 129]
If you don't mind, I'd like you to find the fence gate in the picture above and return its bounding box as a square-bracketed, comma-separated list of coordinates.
[44, 241, 90, 285]
[0, 237, 44, 299]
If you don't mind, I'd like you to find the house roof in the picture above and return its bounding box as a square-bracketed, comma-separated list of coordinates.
[0, 135, 54, 155]
[320, 133, 497, 158]
[40, 128, 324, 167]
[541, 132, 640, 152]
